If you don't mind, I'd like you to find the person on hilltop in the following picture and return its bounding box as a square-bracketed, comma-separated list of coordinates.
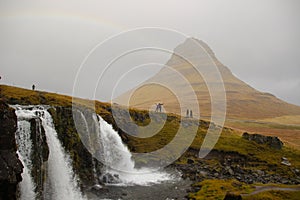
[32, 84, 35, 91]
[155, 103, 164, 112]
[155, 103, 159, 112]
[158, 103, 163, 112]
[186, 109, 189, 118]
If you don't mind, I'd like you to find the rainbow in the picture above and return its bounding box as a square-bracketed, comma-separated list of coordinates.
[0, 9, 125, 31]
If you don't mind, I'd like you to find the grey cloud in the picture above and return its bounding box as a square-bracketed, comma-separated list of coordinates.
[0, 0, 299, 105]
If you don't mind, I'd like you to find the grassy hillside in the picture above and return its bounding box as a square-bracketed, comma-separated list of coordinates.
[188, 180, 300, 200]
[0, 84, 112, 116]
[260, 115, 300, 125]
[225, 119, 300, 149]
[1, 84, 300, 164]
[1, 84, 300, 200]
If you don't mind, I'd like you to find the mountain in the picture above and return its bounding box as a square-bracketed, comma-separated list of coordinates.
[115, 38, 300, 120]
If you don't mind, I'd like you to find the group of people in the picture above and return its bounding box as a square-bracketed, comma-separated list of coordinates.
[186, 109, 193, 118]
[35, 110, 44, 117]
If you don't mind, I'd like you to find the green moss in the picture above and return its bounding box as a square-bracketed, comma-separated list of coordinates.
[188, 179, 254, 200]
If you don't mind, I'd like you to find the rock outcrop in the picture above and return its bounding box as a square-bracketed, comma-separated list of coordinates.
[29, 118, 49, 199]
[223, 192, 242, 200]
[0, 101, 23, 200]
[242, 132, 283, 150]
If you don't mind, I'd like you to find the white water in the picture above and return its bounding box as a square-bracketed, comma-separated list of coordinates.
[15, 120, 36, 200]
[15, 106, 86, 200]
[17, 153, 36, 200]
[97, 115, 174, 186]
[14, 105, 175, 199]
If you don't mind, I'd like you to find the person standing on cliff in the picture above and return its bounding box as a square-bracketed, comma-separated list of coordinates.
[155, 103, 164, 112]
[186, 109, 189, 118]
[155, 103, 159, 112]
[158, 103, 163, 112]
[32, 84, 35, 91]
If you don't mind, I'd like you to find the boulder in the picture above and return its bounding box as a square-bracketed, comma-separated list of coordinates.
[281, 157, 291, 166]
[242, 132, 283, 149]
[223, 192, 242, 200]
[100, 173, 120, 184]
[187, 158, 195, 164]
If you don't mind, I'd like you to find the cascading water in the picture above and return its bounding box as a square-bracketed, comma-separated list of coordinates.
[97, 115, 174, 186]
[17, 153, 36, 200]
[14, 106, 86, 200]
[76, 111, 100, 184]
[14, 104, 176, 199]
[15, 120, 36, 200]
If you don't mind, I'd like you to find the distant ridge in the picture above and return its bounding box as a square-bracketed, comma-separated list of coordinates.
[115, 38, 300, 120]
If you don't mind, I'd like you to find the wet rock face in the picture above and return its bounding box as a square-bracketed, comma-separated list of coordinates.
[48, 106, 102, 187]
[242, 132, 283, 149]
[100, 173, 120, 184]
[0, 101, 23, 200]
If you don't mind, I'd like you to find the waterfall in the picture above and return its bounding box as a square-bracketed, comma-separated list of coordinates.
[97, 115, 173, 186]
[15, 120, 36, 200]
[76, 111, 100, 184]
[17, 153, 36, 200]
[14, 106, 86, 200]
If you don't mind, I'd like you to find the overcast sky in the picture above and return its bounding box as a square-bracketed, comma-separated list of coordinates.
[1, 0, 300, 106]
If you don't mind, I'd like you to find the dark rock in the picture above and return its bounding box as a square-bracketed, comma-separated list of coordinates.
[242, 132, 283, 149]
[0, 101, 23, 200]
[187, 158, 195, 164]
[223, 192, 242, 200]
[90, 184, 109, 195]
[29, 118, 49, 199]
[101, 173, 120, 184]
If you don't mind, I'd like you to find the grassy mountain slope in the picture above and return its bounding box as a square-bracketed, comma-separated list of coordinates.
[115, 38, 300, 120]
[1, 84, 300, 199]
[1, 84, 299, 166]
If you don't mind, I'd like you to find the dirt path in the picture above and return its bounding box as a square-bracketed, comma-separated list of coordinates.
[242, 186, 300, 196]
